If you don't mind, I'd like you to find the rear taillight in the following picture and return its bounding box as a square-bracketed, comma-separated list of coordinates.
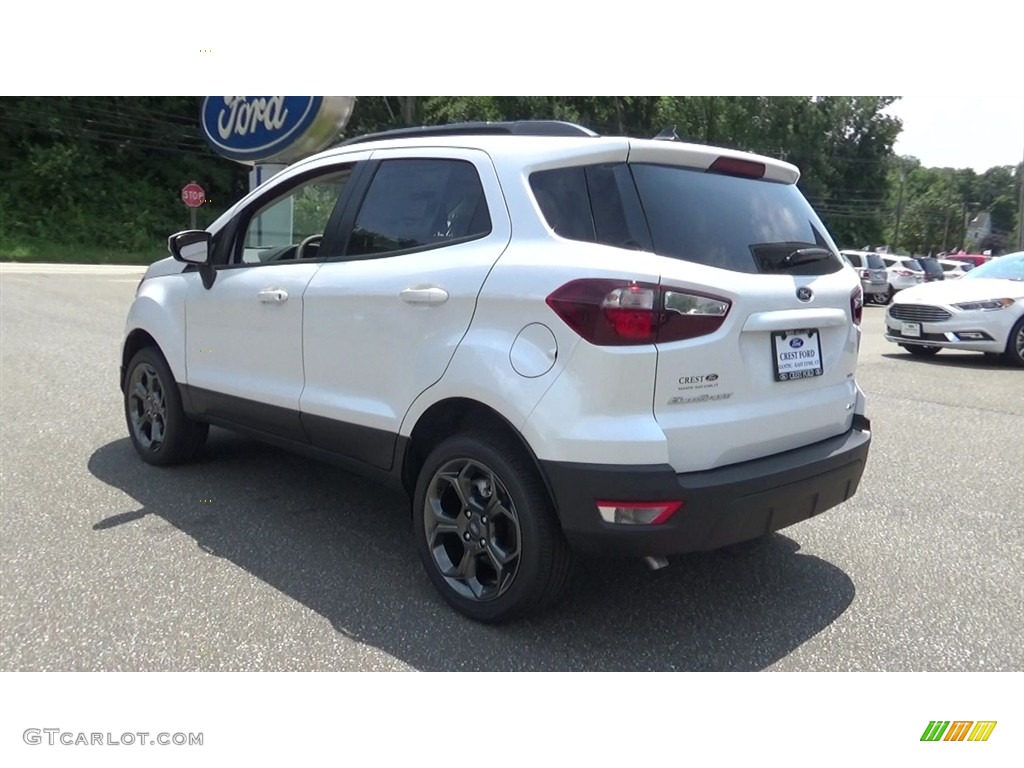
[851, 287, 863, 325]
[707, 156, 766, 179]
[895, 268, 913, 277]
[546, 279, 731, 346]
[858, 269, 869, 280]
[598, 283, 658, 341]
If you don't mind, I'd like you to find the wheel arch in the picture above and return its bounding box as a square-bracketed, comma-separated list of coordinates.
[400, 398, 554, 505]
[121, 279, 190, 391]
[121, 329, 162, 392]
[1005, 314, 1024, 366]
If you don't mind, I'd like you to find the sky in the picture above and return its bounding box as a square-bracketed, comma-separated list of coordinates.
[884, 97, 1024, 172]
[4, 5, 1022, 178]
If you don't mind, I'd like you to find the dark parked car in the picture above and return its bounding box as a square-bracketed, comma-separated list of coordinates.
[917, 257, 945, 282]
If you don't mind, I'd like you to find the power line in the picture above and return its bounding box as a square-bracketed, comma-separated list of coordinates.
[0, 112, 214, 157]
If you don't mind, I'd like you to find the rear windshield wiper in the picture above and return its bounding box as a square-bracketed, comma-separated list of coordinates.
[782, 247, 833, 268]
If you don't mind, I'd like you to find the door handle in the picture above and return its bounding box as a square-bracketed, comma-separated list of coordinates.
[399, 286, 449, 305]
[257, 288, 288, 303]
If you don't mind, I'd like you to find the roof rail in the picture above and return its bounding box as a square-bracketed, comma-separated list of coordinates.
[336, 120, 598, 147]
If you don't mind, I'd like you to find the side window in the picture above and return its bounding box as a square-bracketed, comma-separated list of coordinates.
[346, 159, 491, 258]
[235, 167, 353, 265]
[530, 164, 650, 250]
[531, 166, 595, 241]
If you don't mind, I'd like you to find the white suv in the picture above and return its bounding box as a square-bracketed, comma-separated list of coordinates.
[881, 254, 926, 298]
[121, 121, 872, 621]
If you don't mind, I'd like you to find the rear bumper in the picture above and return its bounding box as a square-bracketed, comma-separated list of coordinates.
[540, 417, 871, 556]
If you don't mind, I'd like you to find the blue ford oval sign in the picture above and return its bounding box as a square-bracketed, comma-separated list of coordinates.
[200, 97, 355, 165]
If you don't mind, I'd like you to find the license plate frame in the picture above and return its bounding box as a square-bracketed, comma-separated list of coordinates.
[772, 328, 824, 382]
[901, 321, 922, 338]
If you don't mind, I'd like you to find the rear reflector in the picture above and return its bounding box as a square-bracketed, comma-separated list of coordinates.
[546, 279, 731, 346]
[597, 501, 683, 525]
[707, 156, 766, 179]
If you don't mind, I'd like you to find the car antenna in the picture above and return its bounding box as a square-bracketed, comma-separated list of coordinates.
[653, 126, 681, 142]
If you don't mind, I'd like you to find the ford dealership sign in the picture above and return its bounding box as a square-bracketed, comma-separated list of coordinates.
[200, 96, 355, 164]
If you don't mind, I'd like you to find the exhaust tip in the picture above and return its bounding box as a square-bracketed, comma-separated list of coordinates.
[643, 555, 669, 571]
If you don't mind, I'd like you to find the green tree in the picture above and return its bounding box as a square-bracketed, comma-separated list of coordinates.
[0, 96, 914, 261]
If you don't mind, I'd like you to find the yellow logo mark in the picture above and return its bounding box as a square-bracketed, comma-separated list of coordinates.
[967, 722, 997, 742]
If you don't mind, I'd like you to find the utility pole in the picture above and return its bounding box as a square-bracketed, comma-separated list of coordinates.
[941, 183, 959, 253]
[963, 201, 969, 249]
[893, 169, 906, 251]
[1018, 147, 1024, 250]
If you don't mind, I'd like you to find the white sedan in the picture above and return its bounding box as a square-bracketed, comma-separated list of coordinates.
[885, 252, 1024, 366]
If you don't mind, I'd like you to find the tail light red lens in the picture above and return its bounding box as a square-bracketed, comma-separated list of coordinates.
[599, 284, 658, 341]
[850, 287, 863, 325]
[858, 269, 870, 280]
[895, 268, 913, 277]
[546, 279, 731, 346]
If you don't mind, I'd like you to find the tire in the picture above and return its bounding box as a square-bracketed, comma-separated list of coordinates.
[900, 344, 940, 358]
[1004, 316, 1024, 368]
[874, 287, 892, 305]
[412, 431, 572, 622]
[124, 347, 208, 466]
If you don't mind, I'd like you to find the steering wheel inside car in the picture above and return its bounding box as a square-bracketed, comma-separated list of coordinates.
[295, 234, 323, 260]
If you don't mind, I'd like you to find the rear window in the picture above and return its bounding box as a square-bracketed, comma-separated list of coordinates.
[902, 259, 923, 271]
[865, 254, 885, 269]
[918, 258, 943, 276]
[530, 162, 842, 275]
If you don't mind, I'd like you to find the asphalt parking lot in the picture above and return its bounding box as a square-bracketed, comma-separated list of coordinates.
[2, 263, 1022, 671]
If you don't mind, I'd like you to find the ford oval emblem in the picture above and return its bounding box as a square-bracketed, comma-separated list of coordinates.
[796, 287, 813, 302]
[200, 97, 354, 164]
[789, 337, 804, 349]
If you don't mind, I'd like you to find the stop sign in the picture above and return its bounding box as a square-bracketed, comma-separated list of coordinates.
[181, 182, 206, 208]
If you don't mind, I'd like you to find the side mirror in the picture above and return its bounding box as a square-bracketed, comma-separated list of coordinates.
[168, 230, 212, 264]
